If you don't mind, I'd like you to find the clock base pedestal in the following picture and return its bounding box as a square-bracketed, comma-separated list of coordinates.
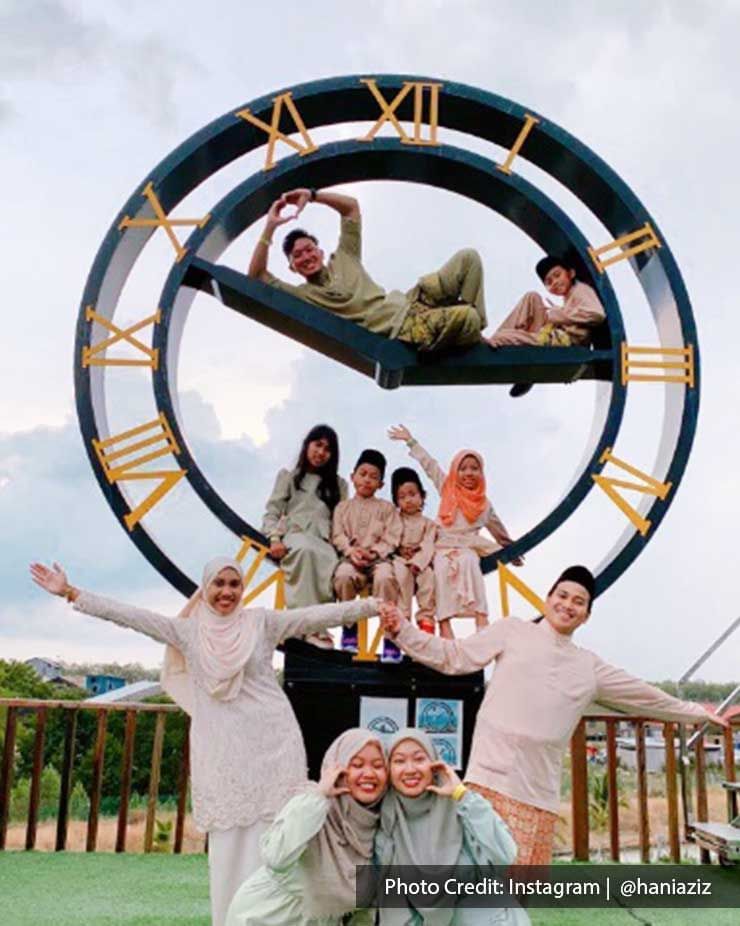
[283, 639, 484, 779]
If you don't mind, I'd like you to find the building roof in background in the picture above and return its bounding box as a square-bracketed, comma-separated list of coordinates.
[84, 679, 163, 703]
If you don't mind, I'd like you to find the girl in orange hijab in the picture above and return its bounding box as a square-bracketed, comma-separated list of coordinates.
[389, 426, 521, 638]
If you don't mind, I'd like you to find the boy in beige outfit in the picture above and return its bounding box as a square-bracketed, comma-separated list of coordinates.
[332, 449, 402, 660]
[390, 467, 437, 636]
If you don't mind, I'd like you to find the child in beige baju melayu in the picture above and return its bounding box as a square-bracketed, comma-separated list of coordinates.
[332, 449, 402, 661]
[486, 254, 605, 349]
[390, 467, 437, 635]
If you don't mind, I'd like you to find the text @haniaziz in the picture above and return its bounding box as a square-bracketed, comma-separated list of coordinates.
[357, 866, 740, 909]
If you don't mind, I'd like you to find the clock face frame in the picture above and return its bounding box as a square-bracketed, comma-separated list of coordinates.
[75, 74, 699, 603]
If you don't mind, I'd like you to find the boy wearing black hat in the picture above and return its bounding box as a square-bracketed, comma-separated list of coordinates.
[390, 467, 438, 639]
[485, 254, 605, 349]
[332, 449, 402, 655]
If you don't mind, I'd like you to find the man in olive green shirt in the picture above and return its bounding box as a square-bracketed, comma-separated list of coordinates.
[247, 188, 486, 352]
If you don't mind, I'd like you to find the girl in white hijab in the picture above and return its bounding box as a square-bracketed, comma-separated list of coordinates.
[226, 727, 388, 926]
[377, 729, 528, 926]
[30, 558, 381, 926]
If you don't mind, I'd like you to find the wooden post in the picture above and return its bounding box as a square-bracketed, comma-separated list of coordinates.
[86, 710, 108, 852]
[0, 706, 18, 851]
[174, 716, 190, 855]
[144, 712, 167, 853]
[115, 710, 137, 853]
[634, 721, 650, 863]
[723, 726, 737, 822]
[570, 720, 589, 861]
[664, 722, 680, 863]
[695, 732, 710, 864]
[25, 708, 47, 851]
[605, 720, 620, 862]
[56, 708, 78, 852]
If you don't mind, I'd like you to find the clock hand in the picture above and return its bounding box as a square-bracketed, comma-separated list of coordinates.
[183, 258, 614, 389]
[184, 257, 414, 389]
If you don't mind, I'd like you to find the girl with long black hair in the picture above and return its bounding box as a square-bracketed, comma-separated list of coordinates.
[262, 424, 347, 647]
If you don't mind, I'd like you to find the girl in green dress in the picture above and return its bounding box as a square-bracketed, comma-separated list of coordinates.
[376, 729, 529, 925]
[262, 424, 348, 648]
[226, 728, 387, 926]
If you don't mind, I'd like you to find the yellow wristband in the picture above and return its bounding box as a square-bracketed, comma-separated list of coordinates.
[260, 236, 272, 247]
[451, 783, 467, 802]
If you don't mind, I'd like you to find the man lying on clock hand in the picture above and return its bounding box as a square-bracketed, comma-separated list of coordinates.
[247, 187, 487, 353]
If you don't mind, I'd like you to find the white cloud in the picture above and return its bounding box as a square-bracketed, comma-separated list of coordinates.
[0, 0, 200, 130]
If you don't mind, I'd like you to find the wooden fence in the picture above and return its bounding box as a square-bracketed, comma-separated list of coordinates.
[1, 698, 736, 860]
[0, 699, 191, 853]
[569, 715, 738, 862]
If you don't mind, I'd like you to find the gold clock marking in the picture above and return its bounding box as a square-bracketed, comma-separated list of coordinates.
[621, 343, 695, 387]
[82, 306, 161, 369]
[234, 537, 286, 608]
[118, 182, 210, 263]
[588, 222, 661, 273]
[497, 114, 540, 175]
[592, 448, 672, 536]
[497, 562, 546, 618]
[359, 79, 442, 146]
[92, 414, 185, 531]
[235, 93, 319, 171]
[354, 608, 384, 663]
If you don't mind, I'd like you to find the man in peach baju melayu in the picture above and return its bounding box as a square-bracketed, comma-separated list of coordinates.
[381, 565, 728, 864]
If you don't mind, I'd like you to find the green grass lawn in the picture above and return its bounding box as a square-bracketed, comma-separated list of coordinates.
[0, 852, 737, 925]
[0, 852, 210, 926]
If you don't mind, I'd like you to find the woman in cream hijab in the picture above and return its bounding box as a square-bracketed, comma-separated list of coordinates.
[226, 727, 388, 926]
[30, 558, 381, 926]
[376, 729, 528, 925]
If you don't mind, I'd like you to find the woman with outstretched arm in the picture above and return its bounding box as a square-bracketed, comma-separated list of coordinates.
[30, 557, 381, 926]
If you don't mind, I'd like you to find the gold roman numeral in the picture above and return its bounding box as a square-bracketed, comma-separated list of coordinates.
[497, 562, 546, 617]
[92, 414, 185, 530]
[497, 114, 540, 175]
[592, 448, 672, 536]
[236, 93, 319, 170]
[118, 182, 210, 263]
[354, 605, 383, 662]
[359, 79, 442, 146]
[621, 344, 695, 387]
[82, 306, 160, 369]
[588, 222, 661, 273]
[234, 537, 286, 609]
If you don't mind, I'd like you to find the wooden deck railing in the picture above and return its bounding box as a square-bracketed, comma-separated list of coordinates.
[1, 699, 736, 859]
[0, 699, 192, 853]
[568, 715, 738, 862]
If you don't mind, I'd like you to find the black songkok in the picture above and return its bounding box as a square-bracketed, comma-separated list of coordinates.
[535, 255, 569, 282]
[391, 467, 425, 505]
[354, 449, 387, 479]
[548, 565, 596, 608]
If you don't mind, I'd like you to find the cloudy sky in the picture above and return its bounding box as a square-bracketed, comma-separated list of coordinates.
[2, 0, 739, 682]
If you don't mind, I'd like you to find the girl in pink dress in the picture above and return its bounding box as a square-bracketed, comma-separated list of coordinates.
[388, 425, 521, 638]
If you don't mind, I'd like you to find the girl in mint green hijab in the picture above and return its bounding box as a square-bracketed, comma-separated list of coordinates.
[226, 727, 388, 926]
[376, 728, 529, 926]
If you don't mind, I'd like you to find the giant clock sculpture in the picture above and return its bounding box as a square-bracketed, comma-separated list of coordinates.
[75, 75, 698, 658]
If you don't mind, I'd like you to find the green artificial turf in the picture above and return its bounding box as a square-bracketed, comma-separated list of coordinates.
[0, 852, 210, 926]
[530, 909, 739, 925]
[0, 852, 737, 925]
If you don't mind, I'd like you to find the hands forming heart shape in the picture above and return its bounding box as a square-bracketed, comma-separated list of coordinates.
[269, 188, 311, 225]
